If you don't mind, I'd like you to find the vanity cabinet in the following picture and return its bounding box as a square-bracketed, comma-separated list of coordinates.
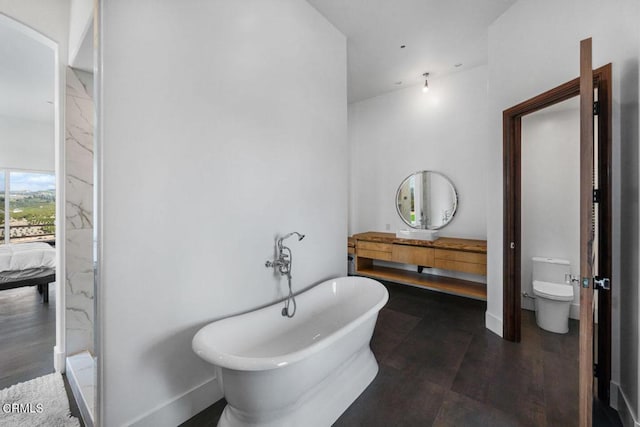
[392, 245, 434, 266]
[434, 249, 486, 276]
[357, 241, 393, 261]
[352, 232, 487, 300]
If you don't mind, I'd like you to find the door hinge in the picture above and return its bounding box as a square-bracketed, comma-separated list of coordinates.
[594, 363, 600, 377]
[593, 101, 600, 115]
[593, 188, 601, 203]
[594, 276, 610, 291]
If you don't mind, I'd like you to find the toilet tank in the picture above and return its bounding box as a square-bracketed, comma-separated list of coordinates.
[532, 257, 571, 283]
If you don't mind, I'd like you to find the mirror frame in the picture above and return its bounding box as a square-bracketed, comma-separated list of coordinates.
[395, 170, 458, 230]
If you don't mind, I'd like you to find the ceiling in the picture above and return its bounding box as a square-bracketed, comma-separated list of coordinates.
[0, 18, 55, 123]
[0, 2, 517, 120]
[306, 0, 516, 103]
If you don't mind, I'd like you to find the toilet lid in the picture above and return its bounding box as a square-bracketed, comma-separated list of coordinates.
[533, 280, 574, 302]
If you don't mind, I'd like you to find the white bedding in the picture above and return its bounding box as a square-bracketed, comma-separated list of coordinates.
[0, 242, 56, 273]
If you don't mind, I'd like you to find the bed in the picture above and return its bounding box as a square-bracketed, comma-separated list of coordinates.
[0, 242, 56, 303]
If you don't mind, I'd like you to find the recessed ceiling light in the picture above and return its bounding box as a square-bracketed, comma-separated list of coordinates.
[454, 63, 463, 68]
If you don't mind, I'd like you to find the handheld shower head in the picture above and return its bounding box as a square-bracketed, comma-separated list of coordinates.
[277, 232, 305, 250]
[281, 231, 305, 242]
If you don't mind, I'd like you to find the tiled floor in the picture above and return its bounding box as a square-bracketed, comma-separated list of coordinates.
[183, 281, 622, 426]
[337, 283, 583, 427]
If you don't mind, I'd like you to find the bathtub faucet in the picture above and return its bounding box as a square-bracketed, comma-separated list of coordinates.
[266, 232, 305, 275]
[265, 232, 305, 318]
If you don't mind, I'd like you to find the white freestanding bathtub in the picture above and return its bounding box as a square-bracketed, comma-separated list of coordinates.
[192, 276, 388, 427]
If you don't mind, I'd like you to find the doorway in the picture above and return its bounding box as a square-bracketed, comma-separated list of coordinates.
[0, 13, 63, 387]
[502, 62, 612, 407]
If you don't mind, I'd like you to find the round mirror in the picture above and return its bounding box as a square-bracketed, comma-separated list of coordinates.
[396, 171, 458, 229]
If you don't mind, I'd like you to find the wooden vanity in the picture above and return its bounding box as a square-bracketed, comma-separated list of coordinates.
[352, 232, 487, 300]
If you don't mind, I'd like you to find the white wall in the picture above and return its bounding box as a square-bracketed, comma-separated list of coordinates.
[0, 0, 69, 174]
[520, 101, 580, 318]
[0, 0, 69, 51]
[486, 0, 639, 422]
[619, 61, 639, 427]
[349, 65, 488, 240]
[99, 0, 347, 425]
[636, 32, 640, 426]
[637, 31, 640, 425]
[67, 0, 92, 68]
[0, 116, 54, 171]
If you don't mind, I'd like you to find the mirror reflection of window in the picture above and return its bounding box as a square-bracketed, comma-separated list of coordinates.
[396, 171, 457, 230]
[397, 176, 413, 222]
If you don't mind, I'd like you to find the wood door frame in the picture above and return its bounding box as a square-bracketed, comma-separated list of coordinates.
[502, 64, 612, 396]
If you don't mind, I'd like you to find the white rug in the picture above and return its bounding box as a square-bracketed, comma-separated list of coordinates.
[0, 373, 80, 427]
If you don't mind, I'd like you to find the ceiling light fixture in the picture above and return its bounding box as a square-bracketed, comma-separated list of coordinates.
[422, 72, 429, 93]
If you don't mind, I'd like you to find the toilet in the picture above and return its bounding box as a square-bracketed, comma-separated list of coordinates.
[531, 257, 574, 334]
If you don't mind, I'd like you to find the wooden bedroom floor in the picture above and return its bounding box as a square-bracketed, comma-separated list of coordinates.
[0, 285, 83, 425]
[183, 281, 623, 427]
[0, 285, 56, 389]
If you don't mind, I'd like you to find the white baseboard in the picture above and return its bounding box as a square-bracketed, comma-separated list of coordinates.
[54, 345, 65, 373]
[611, 381, 619, 412]
[485, 311, 503, 337]
[128, 377, 223, 427]
[569, 303, 580, 320]
[612, 381, 640, 427]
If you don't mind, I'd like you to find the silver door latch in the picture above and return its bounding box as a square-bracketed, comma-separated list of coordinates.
[594, 276, 610, 290]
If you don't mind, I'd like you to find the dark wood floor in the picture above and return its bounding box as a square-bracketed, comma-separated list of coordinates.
[0, 285, 84, 425]
[183, 281, 622, 427]
[0, 285, 56, 389]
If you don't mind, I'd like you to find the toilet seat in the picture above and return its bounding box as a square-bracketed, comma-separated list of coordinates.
[533, 280, 573, 302]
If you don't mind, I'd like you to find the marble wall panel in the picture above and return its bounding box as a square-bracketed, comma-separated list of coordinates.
[65, 67, 94, 355]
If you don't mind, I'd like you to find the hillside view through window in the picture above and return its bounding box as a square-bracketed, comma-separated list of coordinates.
[0, 171, 55, 244]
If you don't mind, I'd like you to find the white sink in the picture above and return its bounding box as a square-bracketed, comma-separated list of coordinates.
[396, 229, 439, 241]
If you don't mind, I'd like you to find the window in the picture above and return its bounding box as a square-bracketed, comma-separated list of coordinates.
[0, 170, 55, 244]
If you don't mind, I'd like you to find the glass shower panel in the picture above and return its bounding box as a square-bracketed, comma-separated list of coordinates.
[0, 171, 5, 242]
